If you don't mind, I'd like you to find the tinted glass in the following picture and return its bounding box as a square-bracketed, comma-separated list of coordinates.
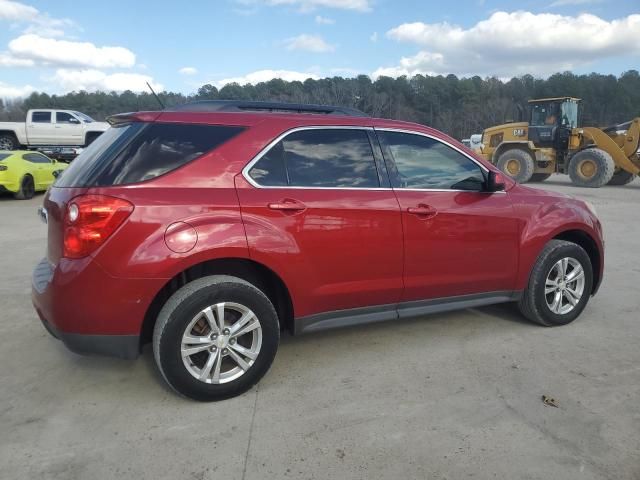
[380, 131, 485, 191]
[23, 153, 52, 164]
[249, 129, 379, 188]
[0, 153, 11, 161]
[56, 112, 78, 124]
[56, 123, 244, 187]
[32, 111, 51, 123]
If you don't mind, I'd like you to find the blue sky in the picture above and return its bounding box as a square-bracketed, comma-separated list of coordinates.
[1, 0, 639, 98]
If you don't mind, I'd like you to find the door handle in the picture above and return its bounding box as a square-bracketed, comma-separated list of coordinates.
[268, 199, 307, 212]
[407, 204, 437, 218]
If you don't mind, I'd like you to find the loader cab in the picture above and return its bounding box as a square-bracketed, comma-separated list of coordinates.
[528, 97, 581, 151]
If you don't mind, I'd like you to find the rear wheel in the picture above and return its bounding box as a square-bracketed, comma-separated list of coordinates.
[529, 173, 552, 182]
[518, 240, 593, 326]
[607, 169, 636, 186]
[0, 133, 18, 150]
[14, 175, 35, 200]
[496, 149, 535, 183]
[568, 148, 615, 188]
[153, 275, 280, 401]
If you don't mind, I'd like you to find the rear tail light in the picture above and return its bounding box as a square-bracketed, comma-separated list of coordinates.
[63, 195, 134, 259]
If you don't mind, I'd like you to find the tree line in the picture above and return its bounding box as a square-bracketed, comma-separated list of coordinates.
[1, 70, 639, 140]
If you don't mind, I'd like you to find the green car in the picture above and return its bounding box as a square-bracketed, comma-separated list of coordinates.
[0, 150, 68, 199]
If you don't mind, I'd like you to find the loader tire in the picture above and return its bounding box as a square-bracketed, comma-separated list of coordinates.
[497, 148, 535, 184]
[530, 173, 551, 182]
[568, 148, 615, 188]
[607, 169, 636, 186]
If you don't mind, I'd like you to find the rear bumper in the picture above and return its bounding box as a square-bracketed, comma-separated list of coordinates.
[35, 310, 139, 359]
[31, 257, 166, 359]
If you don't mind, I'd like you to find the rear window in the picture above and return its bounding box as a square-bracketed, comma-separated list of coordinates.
[55, 123, 245, 187]
[0, 153, 11, 161]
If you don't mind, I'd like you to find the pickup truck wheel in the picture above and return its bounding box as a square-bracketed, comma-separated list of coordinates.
[518, 240, 593, 327]
[496, 149, 535, 183]
[153, 275, 280, 402]
[0, 133, 18, 150]
[14, 175, 35, 200]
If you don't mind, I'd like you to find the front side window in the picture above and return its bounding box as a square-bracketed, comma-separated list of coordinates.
[31, 111, 51, 123]
[249, 128, 379, 188]
[23, 153, 52, 164]
[379, 131, 485, 191]
[56, 112, 79, 124]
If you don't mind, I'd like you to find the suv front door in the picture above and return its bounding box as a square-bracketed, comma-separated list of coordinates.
[237, 127, 404, 327]
[55, 112, 83, 145]
[377, 129, 520, 313]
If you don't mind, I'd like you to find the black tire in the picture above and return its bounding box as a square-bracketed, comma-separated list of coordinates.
[496, 148, 535, 183]
[84, 132, 102, 147]
[607, 169, 636, 186]
[14, 175, 35, 200]
[529, 173, 552, 183]
[153, 275, 280, 401]
[568, 148, 615, 188]
[518, 240, 593, 327]
[0, 133, 18, 150]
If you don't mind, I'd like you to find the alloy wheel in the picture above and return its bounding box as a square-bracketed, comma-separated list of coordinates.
[544, 257, 586, 315]
[181, 302, 262, 384]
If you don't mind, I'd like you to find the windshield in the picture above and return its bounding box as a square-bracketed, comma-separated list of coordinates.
[72, 111, 95, 123]
[560, 101, 579, 128]
[530, 103, 560, 127]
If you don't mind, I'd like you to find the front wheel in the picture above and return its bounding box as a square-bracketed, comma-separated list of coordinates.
[496, 149, 535, 183]
[518, 240, 593, 326]
[568, 149, 615, 188]
[0, 133, 18, 150]
[153, 275, 280, 401]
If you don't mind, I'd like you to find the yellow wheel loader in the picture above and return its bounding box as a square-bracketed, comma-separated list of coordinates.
[475, 97, 640, 187]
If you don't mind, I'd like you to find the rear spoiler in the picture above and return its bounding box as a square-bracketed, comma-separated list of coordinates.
[106, 111, 163, 126]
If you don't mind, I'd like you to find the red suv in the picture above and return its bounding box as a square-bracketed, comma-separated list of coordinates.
[32, 101, 604, 401]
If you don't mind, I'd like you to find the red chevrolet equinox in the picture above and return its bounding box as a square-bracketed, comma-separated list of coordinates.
[32, 101, 604, 401]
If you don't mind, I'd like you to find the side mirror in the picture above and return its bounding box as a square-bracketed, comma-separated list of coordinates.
[486, 170, 506, 192]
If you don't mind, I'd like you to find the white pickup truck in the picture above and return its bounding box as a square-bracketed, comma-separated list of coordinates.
[0, 109, 109, 151]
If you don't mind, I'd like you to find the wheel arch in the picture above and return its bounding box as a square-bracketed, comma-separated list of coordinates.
[0, 130, 21, 149]
[140, 257, 295, 347]
[552, 229, 601, 294]
[493, 141, 535, 162]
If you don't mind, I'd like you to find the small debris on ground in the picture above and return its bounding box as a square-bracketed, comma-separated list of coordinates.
[542, 395, 559, 408]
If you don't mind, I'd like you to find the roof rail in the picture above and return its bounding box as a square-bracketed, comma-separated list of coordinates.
[169, 100, 369, 117]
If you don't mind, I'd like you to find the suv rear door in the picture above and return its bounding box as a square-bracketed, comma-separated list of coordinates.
[236, 127, 404, 324]
[376, 129, 519, 312]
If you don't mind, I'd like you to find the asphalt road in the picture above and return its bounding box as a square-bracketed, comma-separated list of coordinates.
[1, 176, 639, 480]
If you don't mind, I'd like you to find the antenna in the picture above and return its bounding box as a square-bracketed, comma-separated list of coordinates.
[146, 82, 165, 110]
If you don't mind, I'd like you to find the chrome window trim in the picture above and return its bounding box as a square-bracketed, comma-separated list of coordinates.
[241, 125, 506, 194]
[242, 125, 381, 190]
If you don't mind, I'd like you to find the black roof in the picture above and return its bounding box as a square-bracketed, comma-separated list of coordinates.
[169, 100, 368, 117]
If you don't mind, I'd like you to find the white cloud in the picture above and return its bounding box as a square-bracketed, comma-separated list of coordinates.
[214, 69, 319, 88]
[0, 0, 74, 37]
[0, 52, 34, 67]
[236, 0, 371, 12]
[0, 80, 36, 99]
[8, 34, 136, 68]
[284, 34, 335, 52]
[52, 69, 163, 93]
[315, 15, 335, 24]
[179, 66, 198, 75]
[0, 0, 38, 21]
[376, 11, 640, 78]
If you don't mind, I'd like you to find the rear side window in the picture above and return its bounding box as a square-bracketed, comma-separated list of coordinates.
[32, 111, 51, 123]
[249, 129, 379, 188]
[55, 123, 244, 187]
